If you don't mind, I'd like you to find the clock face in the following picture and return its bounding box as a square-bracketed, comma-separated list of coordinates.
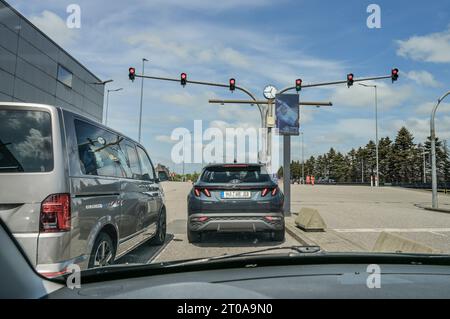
[263, 85, 277, 99]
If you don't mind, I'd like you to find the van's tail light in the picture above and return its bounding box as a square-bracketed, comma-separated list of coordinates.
[272, 187, 278, 196]
[261, 188, 269, 197]
[40, 194, 71, 232]
[194, 188, 201, 197]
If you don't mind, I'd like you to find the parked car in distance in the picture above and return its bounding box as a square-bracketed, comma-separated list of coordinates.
[187, 163, 285, 243]
[0, 102, 168, 277]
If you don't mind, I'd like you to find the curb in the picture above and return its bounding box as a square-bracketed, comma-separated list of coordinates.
[285, 221, 317, 246]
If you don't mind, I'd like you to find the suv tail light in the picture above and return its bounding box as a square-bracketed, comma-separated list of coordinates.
[261, 188, 269, 197]
[262, 188, 278, 197]
[203, 188, 211, 197]
[40, 194, 71, 232]
[194, 188, 211, 197]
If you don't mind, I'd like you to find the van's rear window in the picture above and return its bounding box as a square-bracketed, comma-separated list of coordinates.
[0, 110, 53, 173]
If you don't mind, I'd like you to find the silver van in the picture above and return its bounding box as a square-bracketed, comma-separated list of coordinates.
[0, 102, 168, 277]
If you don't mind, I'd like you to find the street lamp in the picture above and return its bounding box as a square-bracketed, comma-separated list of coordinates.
[90, 79, 113, 85]
[300, 131, 305, 184]
[431, 90, 450, 208]
[105, 88, 123, 126]
[359, 83, 379, 187]
[422, 149, 430, 184]
[138, 58, 149, 143]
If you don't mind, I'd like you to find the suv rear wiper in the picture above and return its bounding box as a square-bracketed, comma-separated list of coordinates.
[164, 245, 322, 267]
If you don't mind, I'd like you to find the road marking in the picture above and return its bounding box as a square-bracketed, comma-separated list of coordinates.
[333, 228, 450, 233]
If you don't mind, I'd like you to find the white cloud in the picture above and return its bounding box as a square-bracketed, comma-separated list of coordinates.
[415, 101, 450, 115]
[406, 70, 441, 88]
[29, 10, 78, 47]
[155, 135, 175, 143]
[330, 82, 414, 109]
[397, 27, 450, 63]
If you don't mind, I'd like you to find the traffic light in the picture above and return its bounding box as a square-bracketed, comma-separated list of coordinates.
[347, 73, 354, 88]
[128, 67, 135, 81]
[295, 79, 302, 92]
[229, 78, 236, 91]
[391, 68, 399, 83]
[180, 73, 187, 86]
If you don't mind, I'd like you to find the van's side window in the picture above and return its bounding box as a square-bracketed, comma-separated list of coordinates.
[136, 146, 155, 181]
[124, 143, 142, 179]
[74, 120, 130, 178]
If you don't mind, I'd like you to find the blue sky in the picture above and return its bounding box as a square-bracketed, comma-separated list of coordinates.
[8, 0, 450, 173]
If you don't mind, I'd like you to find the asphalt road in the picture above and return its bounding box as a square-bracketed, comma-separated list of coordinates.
[287, 184, 450, 253]
[116, 182, 450, 265]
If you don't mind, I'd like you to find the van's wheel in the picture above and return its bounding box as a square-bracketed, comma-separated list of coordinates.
[88, 232, 116, 269]
[272, 228, 285, 242]
[151, 209, 166, 245]
[187, 227, 202, 243]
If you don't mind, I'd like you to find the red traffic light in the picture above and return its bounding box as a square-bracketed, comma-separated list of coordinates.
[229, 78, 236, 91]
[128, 67, 136, 81]
[295, 79, 302, 92]
[180, 73, 187, 86]
[347, 73, 354, 87]
[391, 68, 399, 82]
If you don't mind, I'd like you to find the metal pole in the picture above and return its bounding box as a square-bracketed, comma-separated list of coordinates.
[361, 159, 364, 183]
[301, 132, 305, 184]
[105, 90, 110, 126]
[283, 135, 291, 216]
[375, 86, 379, 187]
[423, 150, 427, 184]
[138, 58, 148, 143]
[431, 91, 450, 209]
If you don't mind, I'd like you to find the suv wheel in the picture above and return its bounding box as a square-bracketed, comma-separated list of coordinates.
[187, 227, 202, 243]
[151, 209, 166, 245]
[88, 232, 116, 268]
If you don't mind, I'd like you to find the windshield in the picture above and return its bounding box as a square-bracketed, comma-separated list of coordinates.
[1, 0, 450, 291]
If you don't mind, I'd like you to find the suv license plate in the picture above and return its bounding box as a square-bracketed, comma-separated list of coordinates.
[221, 191, 251, 199]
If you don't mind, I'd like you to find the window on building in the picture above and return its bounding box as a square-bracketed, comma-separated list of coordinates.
[57, 64, 73, 88]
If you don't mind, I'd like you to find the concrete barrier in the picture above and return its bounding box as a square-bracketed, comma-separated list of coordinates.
[295, 208, 326, 232]
[372, 232, 436, 254]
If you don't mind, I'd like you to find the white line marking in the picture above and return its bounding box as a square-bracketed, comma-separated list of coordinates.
[333, 228, 450, 233]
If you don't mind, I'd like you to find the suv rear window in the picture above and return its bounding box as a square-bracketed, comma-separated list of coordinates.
[0, 109, 53, 173]
[200, 165, 271, 183]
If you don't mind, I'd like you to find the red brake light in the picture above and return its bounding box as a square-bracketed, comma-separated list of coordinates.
[271, 187, 278, 196]
[40, 194, 71, 232]
[198, 216, 208, 222]
[203, 188, 211, 197]
[261, 188, 269, 197]
[194, 188, 201, 197]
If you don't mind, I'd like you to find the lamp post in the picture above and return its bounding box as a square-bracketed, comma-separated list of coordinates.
[431, 91, 450, 208]
[359, 83, 379, 187]
[138, 58, 149, 143]
[105, 88, 123, 126]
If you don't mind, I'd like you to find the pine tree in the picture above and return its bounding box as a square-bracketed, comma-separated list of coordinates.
[391, 127, 418, 183]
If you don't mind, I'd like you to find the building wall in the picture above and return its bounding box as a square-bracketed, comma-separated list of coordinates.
[0, 0, 104, 122]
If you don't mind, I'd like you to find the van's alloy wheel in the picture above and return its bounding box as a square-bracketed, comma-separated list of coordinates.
[94, 241, 113, 267]
[89, 233, 115, 269]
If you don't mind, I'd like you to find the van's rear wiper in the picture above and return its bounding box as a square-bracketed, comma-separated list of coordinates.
[164, 245, 322, 267]
[0, 166, 23, 171]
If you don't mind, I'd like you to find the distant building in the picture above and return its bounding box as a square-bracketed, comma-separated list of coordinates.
[0, 0, 104, 122]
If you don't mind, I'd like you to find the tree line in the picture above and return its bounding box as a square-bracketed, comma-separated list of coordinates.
[285, 127, 450, 185]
